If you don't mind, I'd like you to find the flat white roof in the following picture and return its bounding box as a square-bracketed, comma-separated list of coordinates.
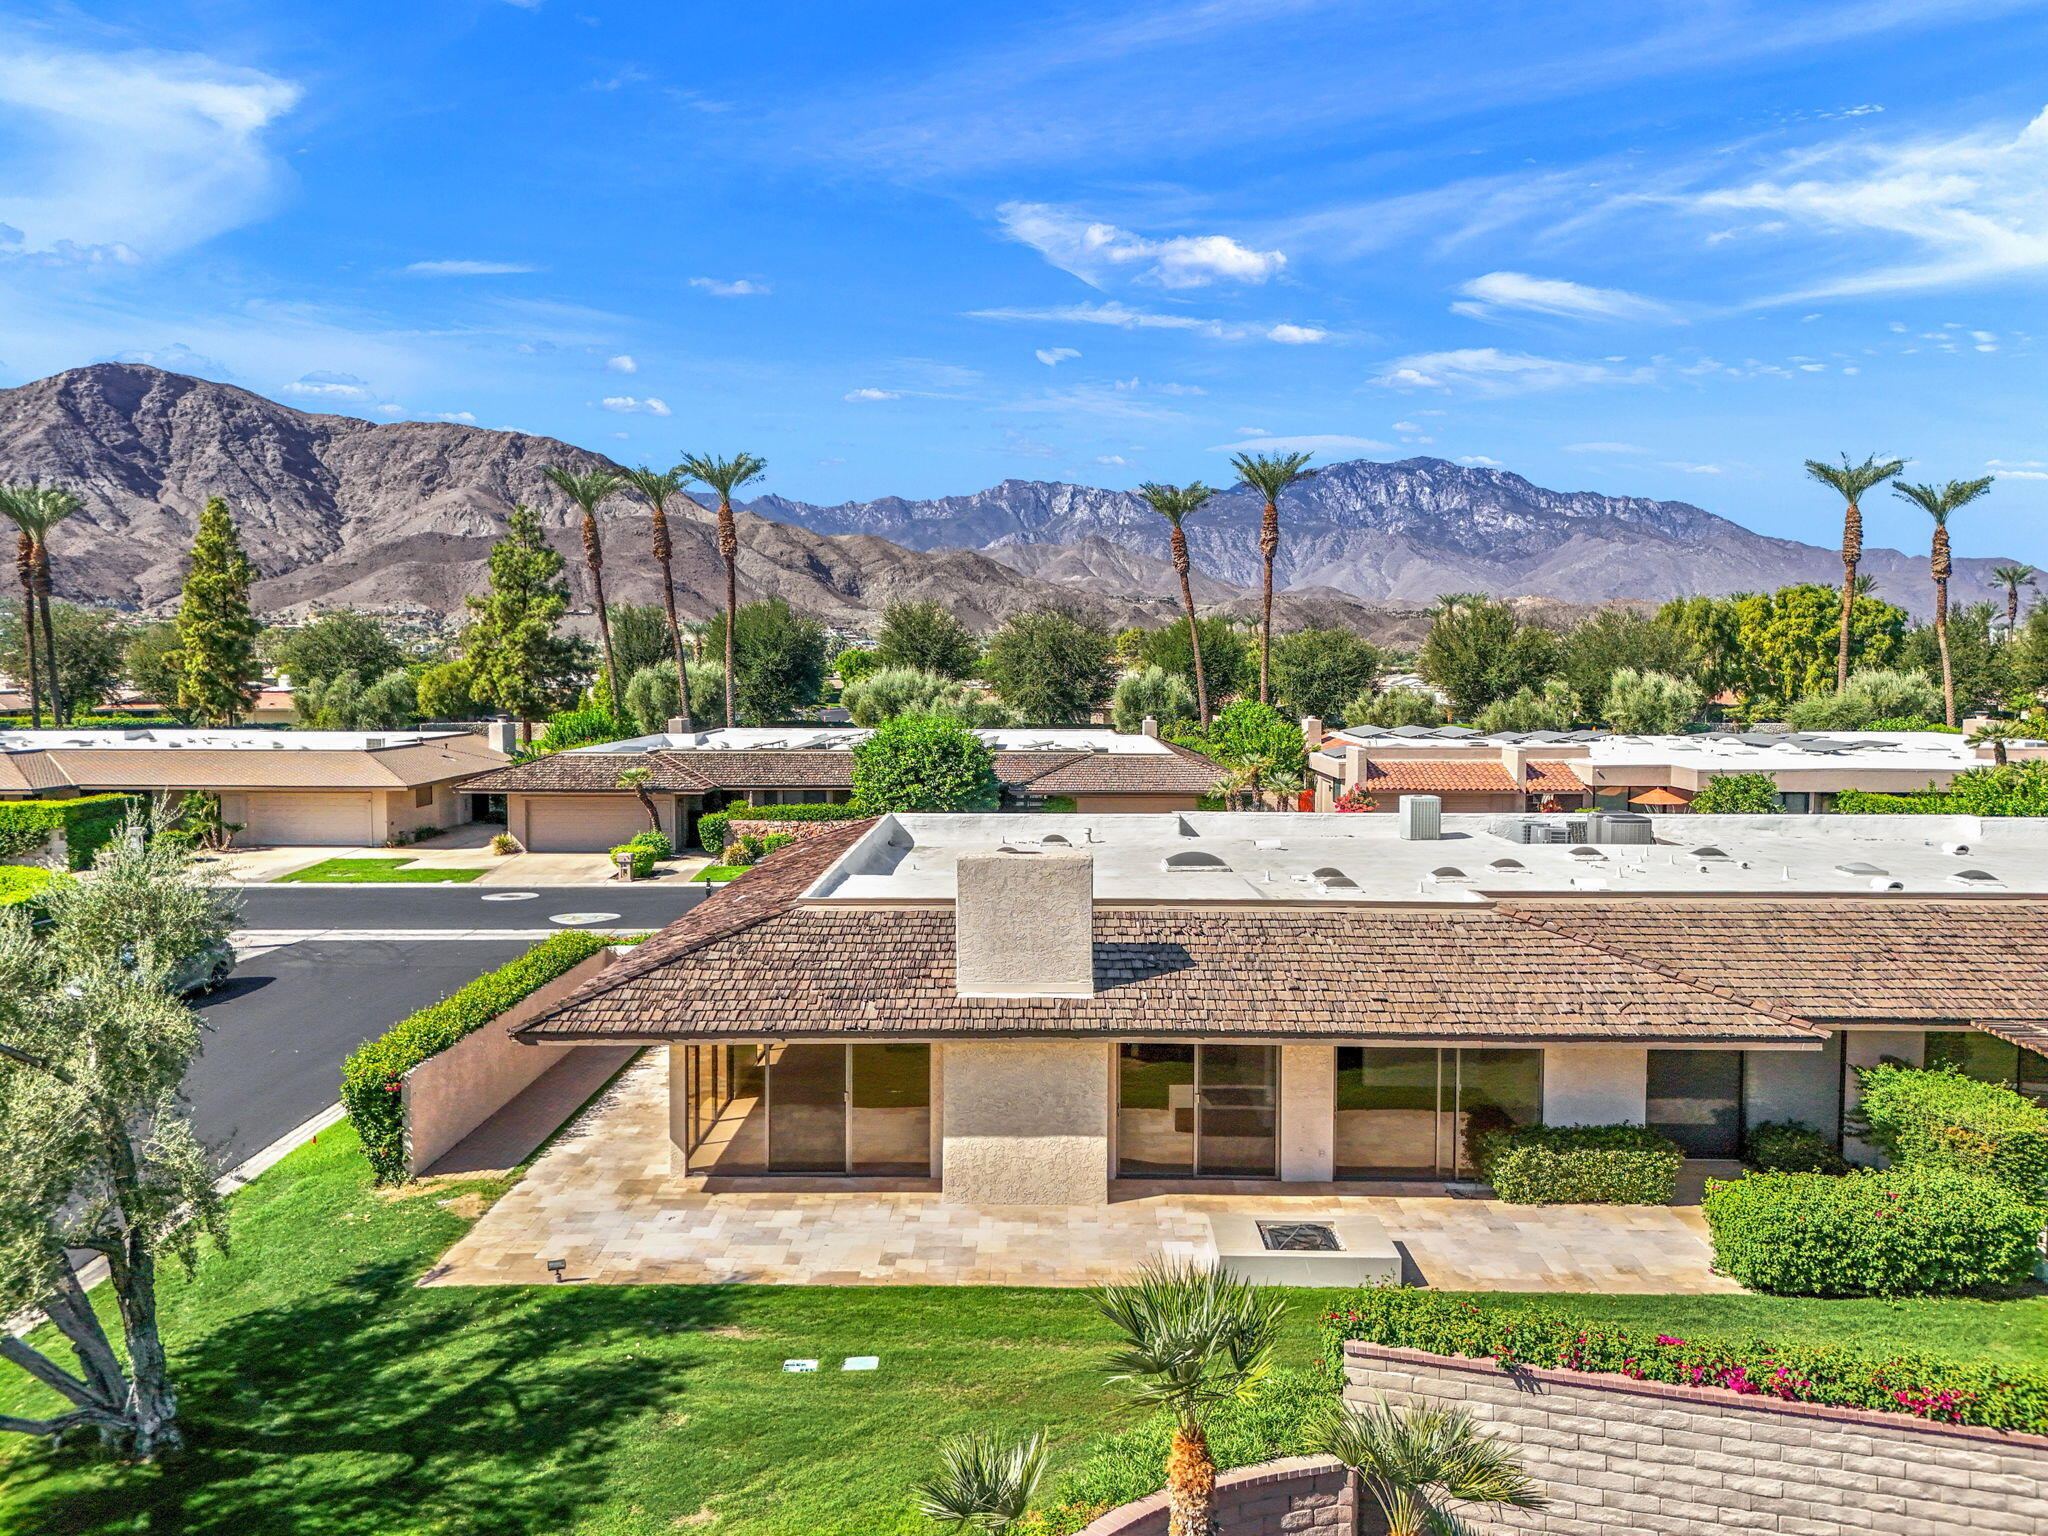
[803, 810, 2048, 905]
[1323, 728, 2023, 775]
[0, 728, 471, 754]
[564, 726, 1175, 757]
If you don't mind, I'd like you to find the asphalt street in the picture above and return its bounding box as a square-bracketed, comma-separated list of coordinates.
[186, 938, 541, 1170]
[227, 882, 707, 932]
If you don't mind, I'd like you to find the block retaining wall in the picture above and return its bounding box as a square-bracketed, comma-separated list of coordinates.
[1071, 1454, 1357, 1536]
[1344, 1340, 2048, 1535]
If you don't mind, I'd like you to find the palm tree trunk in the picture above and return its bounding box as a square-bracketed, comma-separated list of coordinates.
[650, 505, 695, 732]
[1165, 1422, 1215, 1536]
[1933, 528, 1955, 727]
[1171, 528, 1209, 725]
[17, 536, 41, 727]
[1258, 496, 1278, 706]
[34, 542, 64, 726]
[583, 513, 623, 722]
[2008, 588, 2020, 639]
[717, 498, 739, 728]
[1835, 500, 1861, 689]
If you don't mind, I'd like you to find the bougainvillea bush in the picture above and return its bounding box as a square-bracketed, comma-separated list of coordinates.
[1320, 1287, 2048, 1433]
[1703, 1167, 2042, 1297]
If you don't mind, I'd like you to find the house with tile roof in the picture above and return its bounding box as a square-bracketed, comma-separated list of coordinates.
[500, 807, 2048, 1204]
[458, 725, 1225, 852]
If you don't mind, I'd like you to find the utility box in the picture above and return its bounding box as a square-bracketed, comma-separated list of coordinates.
[1396, 795, 1442, 841]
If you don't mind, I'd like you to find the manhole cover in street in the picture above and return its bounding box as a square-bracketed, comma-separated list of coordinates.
[548, 912, 620, 926]
[480, 892, 540, 901]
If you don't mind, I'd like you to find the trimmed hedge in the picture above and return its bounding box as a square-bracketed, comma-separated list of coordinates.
[1702, 1167, 2042, 1296]
[695, 801, 865, 854]
[1743, 1119, 1849, 1175]
[341, 931, 636, 1182]
[1318, 1286, 2048, 1433]
[607, 828, 673, 878]
[1857, 1063, 2048, 1202]
[1477, 1123, 1683, 1204]
[0, 793, 145, 869]
[0, 865, 60, 906]
[1833, 787, 1951, 814]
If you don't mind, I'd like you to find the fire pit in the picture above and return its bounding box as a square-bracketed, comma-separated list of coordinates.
[1207, 1213, 1401, 1286]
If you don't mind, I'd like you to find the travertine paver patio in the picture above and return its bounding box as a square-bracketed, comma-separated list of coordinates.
[419, 1054, 1743, 1293]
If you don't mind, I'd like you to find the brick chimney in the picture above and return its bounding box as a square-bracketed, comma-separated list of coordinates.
[953, 848, 1095, 997]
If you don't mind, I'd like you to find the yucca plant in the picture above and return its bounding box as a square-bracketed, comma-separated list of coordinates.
[675, 452, 767, 727]
[912, 1430, 1048, 1534]
[542, 465, 626, 720]
[616, 465, 697, 732]
[1136, 482, 1219, 725]
[1092, 1263, 1285, 1536]
[1893, 475, 1995, 727]
[1229, 450, 1314, 705]
[1804, 453, 1907, 689]
[1316, 1394, 1547, 1536]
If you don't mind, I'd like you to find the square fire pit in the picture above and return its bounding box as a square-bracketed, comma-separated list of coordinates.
[1207, 1213, 1402, 1287]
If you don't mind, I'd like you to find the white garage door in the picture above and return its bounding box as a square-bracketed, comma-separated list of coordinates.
[242, 792, 376, 847]
[524, 795, 656, 852]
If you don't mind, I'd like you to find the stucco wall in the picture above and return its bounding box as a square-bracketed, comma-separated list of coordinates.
[1072, 1455, 1357, 1536]
[937, 1039, 1110, 1204]
[1068, 793, 1202, 814]
[1542, 1046, 1647, 1125]
[1745, 1035, 1842, 1135]
[1345, 1341, 2048, 1536]
[1280, 1044, 1335, 1180]
[404, 948, 616, 1174]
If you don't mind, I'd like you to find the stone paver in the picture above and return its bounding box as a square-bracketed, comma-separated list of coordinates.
[420, 1055, 1745, 1294]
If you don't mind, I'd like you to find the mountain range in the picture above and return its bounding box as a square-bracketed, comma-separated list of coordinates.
[0, 364, 2001, 639]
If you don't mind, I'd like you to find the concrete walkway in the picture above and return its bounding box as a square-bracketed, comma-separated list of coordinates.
[420, 1045, 641, 1178]
[421, 1055, 1744, 1294]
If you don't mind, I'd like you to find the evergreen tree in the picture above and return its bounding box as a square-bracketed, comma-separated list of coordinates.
[872, 600, 980, 679]
[701, 599, 828, 724]
[1269, 627, 1382, 722]
[172, 497, 261, 726]
[271, 611, 403, 688]
[463, 506, 584, 733]
[1417, 597, 1559, 718]
[1558, 612, 1700, 721]
[980, 606, 1116, 724]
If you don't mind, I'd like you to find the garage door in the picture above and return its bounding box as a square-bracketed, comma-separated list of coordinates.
[242, 793, 376, 847]
[524, 795, 656, 852]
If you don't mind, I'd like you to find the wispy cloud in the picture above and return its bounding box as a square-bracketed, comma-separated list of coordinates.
[1563, 441, 1651, 453]
[1209, 433, 1392, 453]
[606, 354, 637, 373]
[1035, 346, 1081, 366]
[1374, 348, 1648, 394]
[406, 259, 538, 276]
[689, 276, 771, 295]
[280, 369, 376, 403]
[844, 387, 900, 401]
[600, 395, 670, 415]
[1457, 455, 1504, 466]
[967, 300, 1329, 343]
[1451, 271, 1676, 323]
[996, 201, 1285, 289]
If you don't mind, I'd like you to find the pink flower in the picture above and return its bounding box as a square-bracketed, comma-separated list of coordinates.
[1656, 1334, 1686, 1346]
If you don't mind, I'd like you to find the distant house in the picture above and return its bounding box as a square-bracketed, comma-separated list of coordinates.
[0, 727, 508, 845]
[458, 726, 1225, 851]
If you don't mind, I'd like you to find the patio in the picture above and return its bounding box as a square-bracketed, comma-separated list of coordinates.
[420, 1053, 1744, 1294]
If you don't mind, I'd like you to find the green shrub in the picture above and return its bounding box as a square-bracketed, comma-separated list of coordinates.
[1703, 1167, 2042, 1296]
[341, 932, 634, 1182]
[1743, 1120, 1849, 1174]
[1833, 787, 1952, 814]
[528, 707, 632, 756]
[0, 865, 60, 906]
[1477, 1123, 1683, 1204]
[850, 713, 1002, 813]
[694, 801, 865, 853]
[626, 828, 673, 859]
[1856, 1063, 2048, 1202]
[608, 842, 657, 878]
[1688, 773, 1782, 814]
[1318, 1286, 2048, 1432]
[0, 793, 145, 869]
[728, 831, 795, 867]
[1037, 794, 1078, 814]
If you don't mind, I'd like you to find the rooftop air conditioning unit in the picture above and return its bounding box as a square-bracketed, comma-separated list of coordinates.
[1589, 812, 1654, 845]
[1396, 794, 1442, 841]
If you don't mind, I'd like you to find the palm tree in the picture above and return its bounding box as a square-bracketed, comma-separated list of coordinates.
[1137, 482, 1219, 725]
[1893, 476, 1994, 727]
[1969, 719, 2024, 766]
[616, 764, 661, 830]
[1804, 453, 1908, 689]
[0, 487, 49, 725]
[1229, 450, 1314, 706]
[676, 453, 767, 729]
[912, 1431, 1048, 1534]
[542, 465, 626, 721]
[617, 465, 696, 731]
[1316, 1395, 1547, 1536]
[28, 486, 79, 724]
[1991, 563, 2038, 637]
[1091, 1263, 1285, 1536]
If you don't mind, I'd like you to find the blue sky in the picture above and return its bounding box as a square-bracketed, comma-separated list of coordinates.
[3, 0, 2047, 563]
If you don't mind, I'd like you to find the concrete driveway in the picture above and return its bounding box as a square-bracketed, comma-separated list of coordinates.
[211, 823, 709, 886]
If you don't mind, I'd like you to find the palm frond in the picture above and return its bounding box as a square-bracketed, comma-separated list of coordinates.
[1317, 1395, 1547, 1536]
[911, 1431, 1048, 1533]
[1136, 481, 1218, 522]
[1893, 475, 1995, 524]
[542, 464, 624, 511]
[1229, 450, 1315, 498]
[616, 465, 686, 507]
[676, 452, 768, 496]
[1090, 1263, 1285, 1422]
[1803, 453, 1907, 500]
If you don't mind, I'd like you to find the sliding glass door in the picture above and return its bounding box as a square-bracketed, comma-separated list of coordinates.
[685, 1043, 930, 1175]
[1646, 1050, 1744, 1158]
[1334, 1047, 1542, 1179]
[1116, 1044, 1278, 1177]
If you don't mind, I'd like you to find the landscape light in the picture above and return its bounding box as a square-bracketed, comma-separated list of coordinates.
[546, 1259, 567, 1282]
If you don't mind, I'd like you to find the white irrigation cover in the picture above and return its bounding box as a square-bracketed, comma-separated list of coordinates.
[842, 1356, 879, 1371]
[783, 1359, 819, 1373]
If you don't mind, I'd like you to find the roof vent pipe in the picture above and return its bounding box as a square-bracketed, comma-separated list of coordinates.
[953, 847, 1096, 998]
[1397, 795, 1442, 841]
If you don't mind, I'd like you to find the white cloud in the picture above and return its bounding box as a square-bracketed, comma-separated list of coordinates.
[1457, 455, 1503, 466]
[1563, 441, 1650, 453]
[1096, 454, 1131, 467]
[606, 354, 637, 373]
[102, 343, 233, 378]
[280, 369, 375, 403]
[1208, 433, 1393, 453]
[600, 395, 671, 415]
[0, 42, 298, 262]
[1664, 461, 1723, 474]
[1990, 459, 2048, 469]
[844, 387, 900, 401]
[1374, 348, 1646, 395]
[969, 301, 1326, 343]
[434, 411, 478, 424]
[1391, 421, 1422, 433]
[406, 259, 538, 276]
[1035, 346, 1081, 366]
[1450, 271, 1675, 323]
[996, 201, 1285, 289]
[689, 276, 770, 295]
[1266, 323, 1329, 344]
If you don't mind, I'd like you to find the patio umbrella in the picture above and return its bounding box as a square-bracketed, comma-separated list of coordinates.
[1629, 787, 1691, 808]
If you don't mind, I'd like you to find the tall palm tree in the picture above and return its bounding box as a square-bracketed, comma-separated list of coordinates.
[1228, 450, 1314, 706]
[1137, 481, 1219, 725]
[1091, 1263, 1285, 1536]
[0, 487, 49, 725]
[1804, 453, 1907, 689]
[617, 465, 696, 731]
[1893, 476, 1995, 727]
[28, 485, 79, 724]
[1316, 1395, 1548, 1536]
[912, 1431, 1048, 1534]
[542, 465, 626, 721]
[675, 453, 767, 728]
[1990, 563, 2038, 637]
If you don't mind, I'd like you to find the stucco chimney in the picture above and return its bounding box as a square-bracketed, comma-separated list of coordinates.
[1500, 743, 1533, 780]
[1300, 715, 1324, 749]
[484, 718, 518, 755]
[954, 847, 1095, 997]
[1139, 715, 1159, 738]
[664, 716, 690, 736]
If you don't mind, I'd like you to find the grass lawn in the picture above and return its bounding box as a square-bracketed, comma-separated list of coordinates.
[689, 864, 749, 883]
[3, 1128, 2043, 1536]
[277, 859, 487, 884]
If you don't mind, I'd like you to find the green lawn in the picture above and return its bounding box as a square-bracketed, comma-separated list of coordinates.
[276, 859, 487, 884]
[3, 1127, 2043, 1536]
[689, 864, 749, 883]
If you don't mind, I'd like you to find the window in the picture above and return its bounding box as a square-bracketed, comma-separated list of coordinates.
[415, 785, 436, 809]
[1334, 1047, 1541, 1179]
[1117, 1043, 1277, 1177]
[1925, 1030, 2048, 1105]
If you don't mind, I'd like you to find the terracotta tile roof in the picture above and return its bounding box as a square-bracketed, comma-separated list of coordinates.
[1352, 758, 1586, 794]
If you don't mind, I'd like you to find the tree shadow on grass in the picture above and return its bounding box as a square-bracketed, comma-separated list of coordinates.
[9, 1260, 735, 1536]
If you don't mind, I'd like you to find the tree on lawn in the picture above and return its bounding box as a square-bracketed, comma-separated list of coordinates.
[1268, 627, 1381, 724]
[676, 452, 768, 727]
[1804, 453, 1908, 690]
[543, 465, 627, 723]
[850, 714, 1001, 813]
[980, 606, 1117, 724]
[872, 600, 980, 679]
[173, 497, 262, 727]
[0, 815, 236, 1459]
[271, 610, 404, 688]
[616, 466, 697, 732]
[463, 505, 584, 738]
[1092, 1264, 1285, 1536]
[1689, 772, 1782, 814]
[1137, 482, 1218, 724]
[1989, 564, 2037, 637]
[1229, 450, 1315, 705]
[1893, 475, 1995, 727]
